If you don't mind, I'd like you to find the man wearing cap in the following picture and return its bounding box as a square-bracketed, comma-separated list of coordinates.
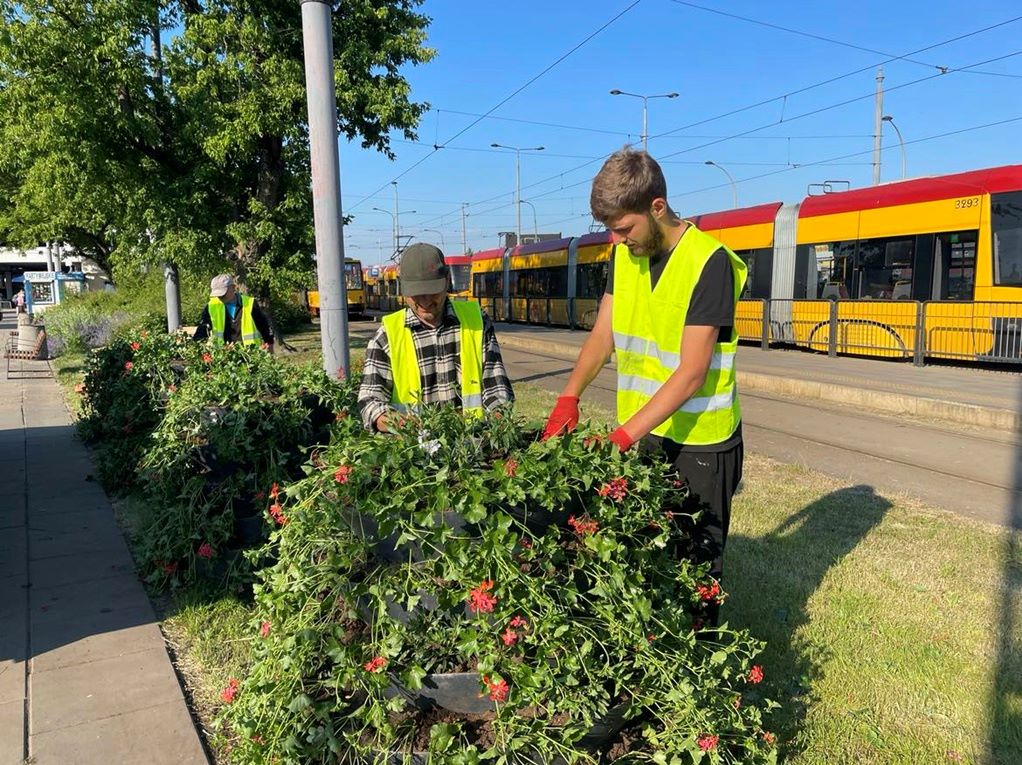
[193, 274, 274, 350]
[358, 243, 514, 431]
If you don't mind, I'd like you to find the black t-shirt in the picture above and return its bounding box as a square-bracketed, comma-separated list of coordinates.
[604, 247, 736, 341]
[605, 242, 741, 453]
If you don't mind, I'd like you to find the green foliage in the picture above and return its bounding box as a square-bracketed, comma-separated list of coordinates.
[0, 0, 434, 302]
[219, 410, 780, 763]
[136, 341, 359, 586]
[77, 328, 200, 488]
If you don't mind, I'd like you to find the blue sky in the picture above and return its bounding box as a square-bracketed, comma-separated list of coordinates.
[337, 0, 1022, 265]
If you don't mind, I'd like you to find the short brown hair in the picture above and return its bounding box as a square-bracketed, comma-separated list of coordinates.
[590, 148, 668, 223]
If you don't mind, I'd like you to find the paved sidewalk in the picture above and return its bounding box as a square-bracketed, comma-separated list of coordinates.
[489, 323, 1022, 431]
[0, 322, 206, 764]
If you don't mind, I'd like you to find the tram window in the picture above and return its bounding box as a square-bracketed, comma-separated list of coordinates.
[992, 190, 1022, 286]
[577, 262, 609, 298]
[859, 236, 914, 299]
[811, 241, 855, 299]
[511, 266, 568, 297]
[934, 232, 977, 300]
[344, 263, 363, 290]
[473, 271, 503, 298]
[449, 265, 471, 294]
[734, 248, 773, 299]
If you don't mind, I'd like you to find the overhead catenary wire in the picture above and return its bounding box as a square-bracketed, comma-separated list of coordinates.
[346, 0, 644, 213]
[405, 42, 1022, 231]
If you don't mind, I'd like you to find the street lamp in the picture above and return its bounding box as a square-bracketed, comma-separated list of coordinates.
[704, 161, 738, 209]
[881, 115, 906, 180]
[609, 89, 679, 151]
[372, 206, 417, 257]
[523, 198, 539, 240]
[422, 228, 447, 250]
[491, 143, 545, 247]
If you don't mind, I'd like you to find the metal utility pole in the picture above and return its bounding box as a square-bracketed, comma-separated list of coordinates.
[491, 143, 544, 248]
[150, 5, 181, 331]
[872, 66, 884, 185]
[301, 0, 349, 378]
[391, 181, 402, 256]
[45, 241, 54, 272]
[461, 203, 468, 254]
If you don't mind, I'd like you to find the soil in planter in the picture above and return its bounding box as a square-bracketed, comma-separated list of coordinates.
[376, 707, 497, 753]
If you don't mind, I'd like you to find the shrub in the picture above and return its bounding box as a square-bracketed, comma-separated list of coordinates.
[136, 341, 359, 586]
[219, 410, 779, 763]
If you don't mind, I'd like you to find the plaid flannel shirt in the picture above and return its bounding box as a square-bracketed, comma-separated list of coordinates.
[357, 303, 515, 430]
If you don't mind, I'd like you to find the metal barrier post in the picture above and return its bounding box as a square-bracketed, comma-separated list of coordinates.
[914, 302, 926, 366]
[568, 297, 575, 330]
[761, 299, 770, 351]
[828, 300, 837, 357]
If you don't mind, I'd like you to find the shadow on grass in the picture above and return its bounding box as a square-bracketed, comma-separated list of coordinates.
[988, 469, 1022, 762]
[723, 484, 891, 760]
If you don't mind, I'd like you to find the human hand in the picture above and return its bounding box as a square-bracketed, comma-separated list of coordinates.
[541, 396, 580, 440]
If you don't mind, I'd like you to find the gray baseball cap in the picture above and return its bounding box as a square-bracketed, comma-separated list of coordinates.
[400, 243, 449, 296]
[210, 274, 234, 297]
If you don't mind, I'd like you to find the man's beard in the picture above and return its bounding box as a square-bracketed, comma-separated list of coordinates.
[635, 213, 665, 256]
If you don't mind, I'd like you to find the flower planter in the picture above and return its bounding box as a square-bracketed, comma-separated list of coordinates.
[384, 672, 493, 715]
[341, 509, 479, 565]
[233, 514, 264, 546]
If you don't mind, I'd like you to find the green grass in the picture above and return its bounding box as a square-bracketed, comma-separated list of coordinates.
[51, 358, 1022, 764]
[513, 381, 1022, 765]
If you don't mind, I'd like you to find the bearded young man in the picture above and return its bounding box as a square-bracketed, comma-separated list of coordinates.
[542, 148, 747, 625]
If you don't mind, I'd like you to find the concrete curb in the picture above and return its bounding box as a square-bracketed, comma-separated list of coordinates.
[496, 331, 1020, 433]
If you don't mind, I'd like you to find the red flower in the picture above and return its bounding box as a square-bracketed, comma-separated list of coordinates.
[568, 515, 599, 536]
[597, 477, 628, 501]
[160, 561, 179, 575]
[509, 615, 528, 629]
[747, 664, 764, 684]
[482, 675, 509, 703]
[269, 482, 280, 500]
[334, 465, 352, 484]
[269, 503, 287, 526]
[696, 581, 721, 602]
[501, 627, 518, 646]
[130, 342, 141, 351]
[221, 677, 240, 704]
[202, 353, 213, 363]
[467, 580, 497, 614]
[671, 479, 684, 489]
[167, 384, 177, 393]
[123, 361, 133, 371]
[697, 734, 719, 751]
[335, 410, 348, 422]
[647, 634, 656, 642]
[197, 543, 214, 559]
[364, 656, 387, 673]
[519, 539, 532, 550]
[762, 731, 776, 746]
[503, 458, 518, 477]
[260, 342, 270, 350]
[259, 621, 271, 638]
[254, 490, 266, 501]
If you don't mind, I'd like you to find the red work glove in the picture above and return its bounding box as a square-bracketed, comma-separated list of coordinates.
[541, 396, 580, 440]
[608, 427, 635, 452]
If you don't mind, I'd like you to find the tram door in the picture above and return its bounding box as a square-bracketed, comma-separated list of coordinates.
[930, 232, 977, 300]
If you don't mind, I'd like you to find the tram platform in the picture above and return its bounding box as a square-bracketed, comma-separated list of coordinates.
[489, 322, 1022, 433]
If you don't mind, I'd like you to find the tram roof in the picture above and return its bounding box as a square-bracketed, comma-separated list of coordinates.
[690, 202, 784, 231]
[799, 164, 1022, 218]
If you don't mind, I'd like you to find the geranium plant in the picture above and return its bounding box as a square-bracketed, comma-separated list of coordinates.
[219, 409, 779, 763]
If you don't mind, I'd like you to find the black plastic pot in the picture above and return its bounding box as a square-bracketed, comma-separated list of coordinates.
[233, 514, 264, 546]
[384, 672, 492, 715]
[341, 508, 479, 564]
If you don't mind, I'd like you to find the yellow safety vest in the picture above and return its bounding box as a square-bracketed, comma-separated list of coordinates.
[612, 223, 747, 445]
[382, 300, 485, 417]
[208, 295, 258, 345]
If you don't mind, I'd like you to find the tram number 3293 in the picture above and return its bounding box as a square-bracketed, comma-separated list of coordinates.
[954, 196, 981, 209]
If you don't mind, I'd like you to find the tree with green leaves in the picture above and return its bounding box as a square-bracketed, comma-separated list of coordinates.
[0, 0, 434, 338]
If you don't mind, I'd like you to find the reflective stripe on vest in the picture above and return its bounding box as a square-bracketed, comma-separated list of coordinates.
[382, 301, 485, 417]
[208, 295, 258, 345]
[612, 223, 747, 445]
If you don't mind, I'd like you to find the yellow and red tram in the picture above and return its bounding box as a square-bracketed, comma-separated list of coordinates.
[468, 163, 1022, 365]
